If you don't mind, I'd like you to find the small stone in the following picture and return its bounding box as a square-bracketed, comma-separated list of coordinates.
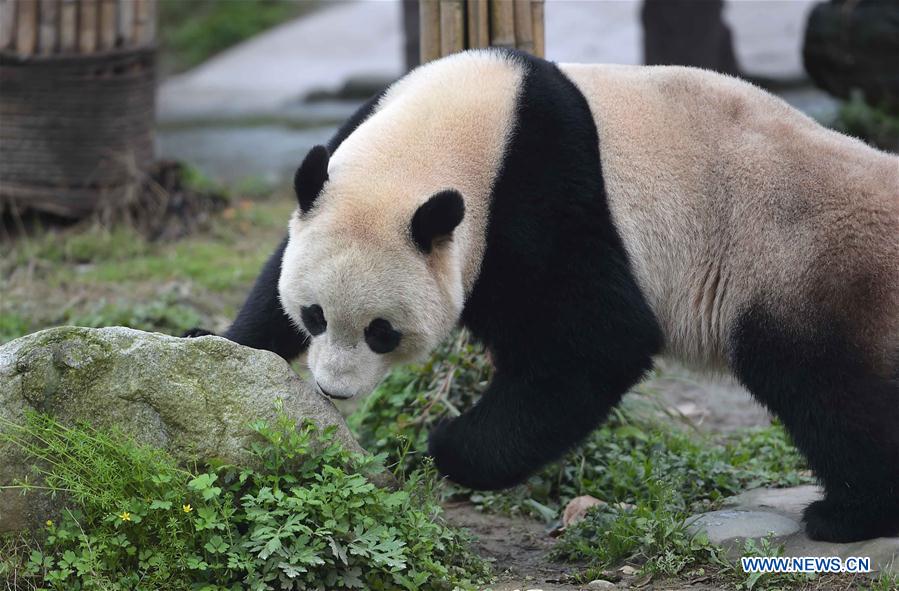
[619, 565, 637, 576]
[704, 486, 899, 575]
[563, 495, 605, 527]
[687, 509, 801, 544]
[722, 485, 823, 518]
[587, 580, 616, 589]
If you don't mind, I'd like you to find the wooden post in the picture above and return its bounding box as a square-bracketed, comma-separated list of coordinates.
[419, 0, 441, 63]
[531, 0, 545, 58]
[39, 0, 59, 55]
[15, 0, 38, 56]
[134, 0, 150, 45]
[78, 0, 98, 53]
[467, 0, 489, 49]
[117, 0, 134, 46]
[439, 0, 464, 56]
[514, 0, 533, 53]
[60, 0, 78, 52]
[0, 0, 15, 51]
[489, 0, 516, 49]
[99, 0, 117, 49]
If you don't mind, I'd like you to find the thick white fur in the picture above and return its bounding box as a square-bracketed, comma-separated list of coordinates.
[563, 64, 899, 373]
[278, 51, 524, 398]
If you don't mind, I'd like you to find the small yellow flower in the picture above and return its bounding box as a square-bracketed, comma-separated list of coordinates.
[119, 511, 132, 522]
[45, 520, 53, 527]
[182, 504, 193, 513]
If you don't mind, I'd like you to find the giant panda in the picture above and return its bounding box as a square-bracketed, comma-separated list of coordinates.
[186, 49, 899, 543]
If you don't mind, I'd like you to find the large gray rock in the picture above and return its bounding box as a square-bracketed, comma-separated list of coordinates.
[688, 486, 899, 575]
[0, 326, 386, 532]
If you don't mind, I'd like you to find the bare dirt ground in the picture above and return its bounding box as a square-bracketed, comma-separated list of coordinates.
[443, 501, 581, 590]
[642, 360, 772, 433]
[443, 501, 727, 591]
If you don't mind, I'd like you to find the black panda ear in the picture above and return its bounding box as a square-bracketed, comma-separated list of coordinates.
[410, 189, 465, 253]
[294, 145, 329, 214]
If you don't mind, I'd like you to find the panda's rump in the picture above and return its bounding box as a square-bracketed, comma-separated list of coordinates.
[561, 63, 899, 372]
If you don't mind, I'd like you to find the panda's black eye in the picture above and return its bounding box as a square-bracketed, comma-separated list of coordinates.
[300, 304, 327, 336]
[364, 318, 401, 354]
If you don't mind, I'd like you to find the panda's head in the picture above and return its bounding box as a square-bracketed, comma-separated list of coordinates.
[278, 145, 466, 399]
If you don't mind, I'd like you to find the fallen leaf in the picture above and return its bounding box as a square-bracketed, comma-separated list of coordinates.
[562, 495, 605, 528]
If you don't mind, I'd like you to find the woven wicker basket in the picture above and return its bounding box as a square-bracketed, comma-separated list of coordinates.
[1, 48, 155, 217]
[0, 0, 157, 218]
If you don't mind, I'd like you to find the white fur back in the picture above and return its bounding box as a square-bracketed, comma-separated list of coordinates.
[562, 64, 899, 371]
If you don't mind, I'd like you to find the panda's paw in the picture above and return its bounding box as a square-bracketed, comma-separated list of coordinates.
[183, 327, 216, 338]
[803, 498, 899, 542]
[427, 418, 526, 491]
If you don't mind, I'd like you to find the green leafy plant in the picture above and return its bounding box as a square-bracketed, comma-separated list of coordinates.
[0, 410, 489, 590]
[349, 335, 821, 585]
[716, 536, 815, 591]
[834, 92, 899, 152]
[65, 295, 203, 336]
[351, 338, 811, 519]
[348, 331, 491, 477]
[552, 481, 719, 579]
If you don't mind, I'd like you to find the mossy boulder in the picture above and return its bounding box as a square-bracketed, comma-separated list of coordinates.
[0, 326, 383, 532]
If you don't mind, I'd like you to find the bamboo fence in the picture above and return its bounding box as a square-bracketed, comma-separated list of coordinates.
[420, 0, 545, 63]
[1, 0, 158, 217]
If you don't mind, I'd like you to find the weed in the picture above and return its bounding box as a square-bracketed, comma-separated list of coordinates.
[0, 311, 31, 344]
[716, 537, 815, 591]
[552, 481, 719, 577]
[348, 331, 491, 477]
[66, 296, 203, 336]
[865, 571, 899, 591]
[834, 92, 899, 152]
[0, 410, 489, 590]
[351, 336, 811, 519]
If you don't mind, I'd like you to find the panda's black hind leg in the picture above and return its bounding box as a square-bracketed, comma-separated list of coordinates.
[803, 497, 899, 542]
[730, 305, 899, 543]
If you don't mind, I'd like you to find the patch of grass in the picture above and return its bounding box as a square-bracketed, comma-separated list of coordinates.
[2, 198, 294, 343]
[834, 92, 899, 152]
[6, 224, 149, 269]
[866, 572, 899, 591]
[81, 239, 271, 292]
[553, 481, 718, 578]
[158, 0, 322, 74]
[0, 311, 31, 344]
[0, 410, 489, 590]
[66, 296, 203, 337]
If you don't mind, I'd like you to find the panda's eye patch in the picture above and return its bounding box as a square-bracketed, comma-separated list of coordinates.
[364, 318, 401, 354]
[300, 304, 327, 336]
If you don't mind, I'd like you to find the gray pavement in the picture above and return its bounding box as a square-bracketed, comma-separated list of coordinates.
[158, 0, 819, 123]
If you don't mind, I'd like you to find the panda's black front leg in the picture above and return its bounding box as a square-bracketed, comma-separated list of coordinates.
[428, 363, 643, 490]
